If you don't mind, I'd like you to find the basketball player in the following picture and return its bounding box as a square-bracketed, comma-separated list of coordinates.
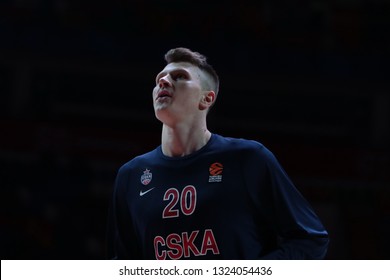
[106, 47, 329, 259]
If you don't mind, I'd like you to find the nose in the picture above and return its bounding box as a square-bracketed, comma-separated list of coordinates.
[158, 75, 171, 88]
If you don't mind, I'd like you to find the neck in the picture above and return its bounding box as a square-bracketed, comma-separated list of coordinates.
[161, 123, 211, 157]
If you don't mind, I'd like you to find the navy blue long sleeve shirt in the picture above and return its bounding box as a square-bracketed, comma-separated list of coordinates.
[107, 134, 329, 259]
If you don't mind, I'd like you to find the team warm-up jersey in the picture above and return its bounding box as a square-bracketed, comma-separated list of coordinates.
[107, 134, 329, 259]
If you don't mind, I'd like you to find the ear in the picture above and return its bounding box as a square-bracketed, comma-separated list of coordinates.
[199, 91, 216, 111]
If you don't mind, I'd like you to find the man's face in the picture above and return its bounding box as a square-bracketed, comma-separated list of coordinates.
[153, 62, 206, 124]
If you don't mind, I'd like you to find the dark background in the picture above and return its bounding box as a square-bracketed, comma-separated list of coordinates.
[0, 0, 389, 259]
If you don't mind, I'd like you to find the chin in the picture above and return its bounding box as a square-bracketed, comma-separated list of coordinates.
[154, 108, 170, 122]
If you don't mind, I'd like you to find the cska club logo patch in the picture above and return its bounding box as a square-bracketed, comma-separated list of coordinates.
[208, 162, 223, 183]
[141, 169, 153, 185]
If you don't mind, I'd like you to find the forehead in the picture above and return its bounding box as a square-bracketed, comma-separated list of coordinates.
[157, 62, 201, 78]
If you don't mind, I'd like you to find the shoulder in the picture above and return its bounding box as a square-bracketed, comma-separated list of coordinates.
[213, 134, 270, 154]
[213, 134, 278, 166]
[117, 147, 160, 175]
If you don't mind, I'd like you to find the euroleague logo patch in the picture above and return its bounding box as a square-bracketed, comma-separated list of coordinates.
[140, 169, 152, 185]
[209, 162, 223, 183]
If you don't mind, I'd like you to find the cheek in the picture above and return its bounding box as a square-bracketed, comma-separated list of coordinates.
[152, 86, 158, 97]
[180, 93, 202, 110]
[179, 83, 202, 96]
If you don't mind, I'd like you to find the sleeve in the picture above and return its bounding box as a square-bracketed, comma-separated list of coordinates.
[244, 143, 329, 259]
[106, 165, 143, 259]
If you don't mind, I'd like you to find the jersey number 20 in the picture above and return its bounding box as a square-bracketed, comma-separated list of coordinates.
[162, 185, 197, 219]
